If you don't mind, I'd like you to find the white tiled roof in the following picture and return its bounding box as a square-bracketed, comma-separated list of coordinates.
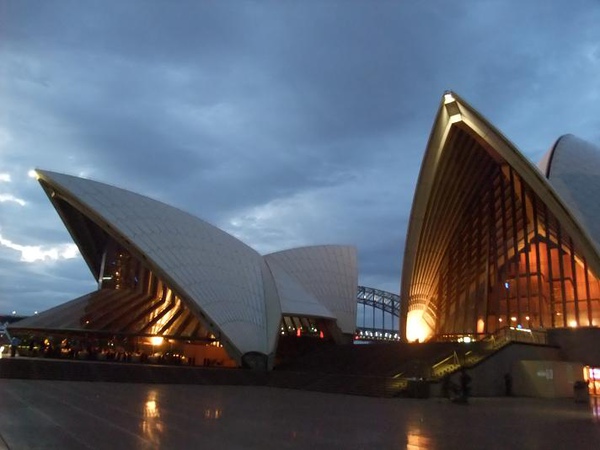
[265, 257, 336, 319]
[35, 170, 358, 359]
[541, 135, 600, 249]
[37, 170, 280, 356]
[265, 245, 358, 334]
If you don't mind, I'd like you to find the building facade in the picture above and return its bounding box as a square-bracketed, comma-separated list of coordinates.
[401, 92, 600, 343]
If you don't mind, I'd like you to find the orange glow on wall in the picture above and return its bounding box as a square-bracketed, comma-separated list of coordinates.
[406, 310, 432, 342]
[584, 366, 600, 396]
[477, 319, 485, 334]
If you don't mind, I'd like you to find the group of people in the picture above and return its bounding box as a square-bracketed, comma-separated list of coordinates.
[443, 369, 514, 402]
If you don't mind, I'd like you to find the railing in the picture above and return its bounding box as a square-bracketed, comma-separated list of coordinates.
[483, 326, 548, 349]
[430, 326, 549, 380]
[431, 351, 462, 379]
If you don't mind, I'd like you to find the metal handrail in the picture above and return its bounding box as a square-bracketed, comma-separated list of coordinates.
[430, 326, 549, 380]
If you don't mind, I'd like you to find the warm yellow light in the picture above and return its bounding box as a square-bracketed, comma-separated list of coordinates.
[477, 318, 485, 334]
[144, 390, 159, 419]
[28, 169, 39, 180]
[406, 310, 432, 343]
[511, 317, 517, 322]
[569, 320, 578, 328]
[150, 336, 164, 346]
[145, 400, 158, 418]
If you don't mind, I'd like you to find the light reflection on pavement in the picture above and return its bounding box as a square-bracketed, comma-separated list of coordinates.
[141, 389, 163, 446]
[0, 380, 599, 449]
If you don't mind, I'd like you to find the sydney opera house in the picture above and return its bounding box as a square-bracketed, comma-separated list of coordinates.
[402, 92, 600, 349]
[9, 91, 600, 377]
[10, 170, 358, 370]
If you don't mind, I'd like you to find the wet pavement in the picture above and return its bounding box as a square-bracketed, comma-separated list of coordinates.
[0, 379, 599, 449]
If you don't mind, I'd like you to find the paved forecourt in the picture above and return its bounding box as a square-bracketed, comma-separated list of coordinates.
[1, 380, 599, 449]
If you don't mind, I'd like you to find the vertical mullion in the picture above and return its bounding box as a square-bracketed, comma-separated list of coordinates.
[583, 259, 593, 326]
[543, 203, 556, 328]
[509, 168, 521, 323]
[556, 225, 568, 328]
[500, 171, 511, 323]
[520, 178, 532, 325]
[569, 237, 580, 326]
[531, 193, 545, 328]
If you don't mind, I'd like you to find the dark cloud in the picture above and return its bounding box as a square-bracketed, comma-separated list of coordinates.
[1, 1, 600, 315]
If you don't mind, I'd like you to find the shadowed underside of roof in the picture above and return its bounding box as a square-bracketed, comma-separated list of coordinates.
[11, 288, 210, 339]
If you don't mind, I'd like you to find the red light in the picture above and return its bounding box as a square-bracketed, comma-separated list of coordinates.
[319, 331, 324, 339]
[296, 328, 301, 337]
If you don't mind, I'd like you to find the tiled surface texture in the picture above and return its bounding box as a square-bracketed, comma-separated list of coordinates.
[543, 134, 600, 249]
[265, 246, 358, 334]
[1, 380, 599, 449]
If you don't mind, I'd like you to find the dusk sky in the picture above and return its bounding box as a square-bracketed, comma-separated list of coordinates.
[1, 1, 600, 315]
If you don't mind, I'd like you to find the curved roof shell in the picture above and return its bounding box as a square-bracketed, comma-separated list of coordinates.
[401, 92, 600, 341]
[265, 245, 358, 334]
[539, 134, 600, 250]
[20, 170, 358, 365]
[35, 170, 282, 359]
[263, 257, 336, 320]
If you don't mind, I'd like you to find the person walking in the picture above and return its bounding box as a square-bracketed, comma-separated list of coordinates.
[459, 368, 472, 403]
[504, 372, 513, 396]
[10, 337, 18, 357]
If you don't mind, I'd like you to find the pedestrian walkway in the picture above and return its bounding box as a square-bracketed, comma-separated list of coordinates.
[0, 380, 599, 449]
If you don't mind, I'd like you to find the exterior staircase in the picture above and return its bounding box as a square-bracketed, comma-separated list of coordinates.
[429, 326, 548, 381]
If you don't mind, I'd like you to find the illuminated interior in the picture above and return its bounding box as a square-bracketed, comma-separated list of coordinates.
[279, 315, 328, 338]
[403, 93, 600, 341]
[405, 310, 432, 343]
[93, 243, 212, 340]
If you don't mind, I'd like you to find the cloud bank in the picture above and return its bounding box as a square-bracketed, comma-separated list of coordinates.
[1, 1, 600, 314]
